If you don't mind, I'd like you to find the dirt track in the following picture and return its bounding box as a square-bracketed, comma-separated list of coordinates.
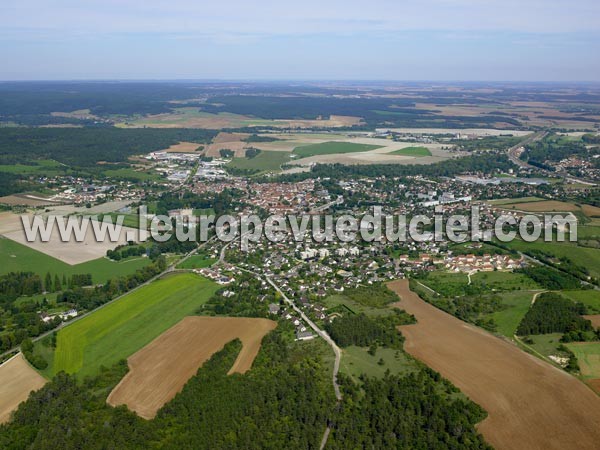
[0, 354, 47, 424]
[107, 316, 276, 419]
[389, 279, 600, 450]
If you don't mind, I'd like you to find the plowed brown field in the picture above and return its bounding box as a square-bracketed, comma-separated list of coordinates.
[0, 354, 47, 424]
[107, 316, 276, 419]
[389, 279, 600, 450]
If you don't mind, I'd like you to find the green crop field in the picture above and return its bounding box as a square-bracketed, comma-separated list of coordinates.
[0, 159, 67, 176]
[50, 273, 218, 378]
[488, 197, 543, 205]
[562, 290, 600, 313]
[101, 167, 163, 182]
[292, 141, 382, 158]
[504, 239, 600, 278]
[0, 238, 150, 283]
[485, 290, 537, 337]
[565, 342, 600, 380]
[227, 150, 290, 172]
[176, 254, 216, 269]
[390, 146, 432, 157]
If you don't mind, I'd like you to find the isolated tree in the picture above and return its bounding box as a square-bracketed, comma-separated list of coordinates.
[45, 272, 52, 292]
[54, 275, 61, 292]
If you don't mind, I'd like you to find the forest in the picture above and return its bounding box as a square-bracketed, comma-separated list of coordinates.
[516, 293, 591, 336]
[325, 312, 409, 348]
[0, 127, 216, 167]
[519, 265, 582, 290]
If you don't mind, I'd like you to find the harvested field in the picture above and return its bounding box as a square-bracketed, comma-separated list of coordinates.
[502, 200, 580, 212]
[388, 279, 600, 450]
[495, 200, 600, 218]
[0, 193, 63, 207]
[107, 316, 276, 419]
[117, 108, 361, 130]
[385, 127, 530, 136]
[0, 354, 47, 424]
[162, 141, 203, 153]
[584, 314, 600, 329]
[204, 132, 250, 157]
[2, 215, 141, 265]
[582, 204, 600, 217]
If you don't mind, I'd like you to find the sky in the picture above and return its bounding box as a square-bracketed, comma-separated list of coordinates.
[1, 0, 599, 81]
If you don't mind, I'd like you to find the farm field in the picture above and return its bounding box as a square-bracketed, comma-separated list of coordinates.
[116, 108, 361, 130]
[389, 279, 600, 450]
[1, 213, 143, 265]
[386, 127, 531, 136]
[50, 273, 218, 378]
[339, 345, 417, 383]
[504, 239, 600, 279]
[101, 167, 162, 182]
[107, 316, 276, 419]
[565, 342, 600, 391]
[162, 141, 203, 153]
[583, 315, 600, 329]
[498, 200, 581, 212]
[292, 141, 382, 158]
[492, 199, 600, 218]
[390, 146, 432, 157]
[0, 238, 149, 283]
[0, 159, 66, 176]
[0, 354, 47, 424]
[1, 237, 147, 278]
[562, 290, 600, 313]
[485, 290, 538, 338]
[488, 197, 543, 205]
[227, 150, 290, 173]
[176, 254, 216, 269]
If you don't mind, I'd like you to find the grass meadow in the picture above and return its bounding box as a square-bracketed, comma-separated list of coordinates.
[292, 141, 382, 158]
[390, 146, 432, 157]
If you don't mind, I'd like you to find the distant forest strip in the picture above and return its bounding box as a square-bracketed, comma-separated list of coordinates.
[0, 127, 216, 167]
[275, 153, 516, 182]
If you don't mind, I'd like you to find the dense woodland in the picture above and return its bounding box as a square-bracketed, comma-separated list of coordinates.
[516, 293, 591, 336]
[0, 128, 215, 167]
[325, 311, 410, 348]
[330, 370, 491, 449]
[518, 265, 582, 290]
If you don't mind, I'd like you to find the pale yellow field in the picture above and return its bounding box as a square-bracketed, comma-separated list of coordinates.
[108, 316, 276, 419]
[0, 354, 47, 424]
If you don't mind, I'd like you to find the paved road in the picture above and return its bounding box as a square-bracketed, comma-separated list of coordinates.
[229, 260, 342, 449]
[506, 131, 547, 169]
[506, 131, 596, 185]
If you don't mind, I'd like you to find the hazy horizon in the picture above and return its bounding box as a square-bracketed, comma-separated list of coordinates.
[2, 0, 599, 81]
